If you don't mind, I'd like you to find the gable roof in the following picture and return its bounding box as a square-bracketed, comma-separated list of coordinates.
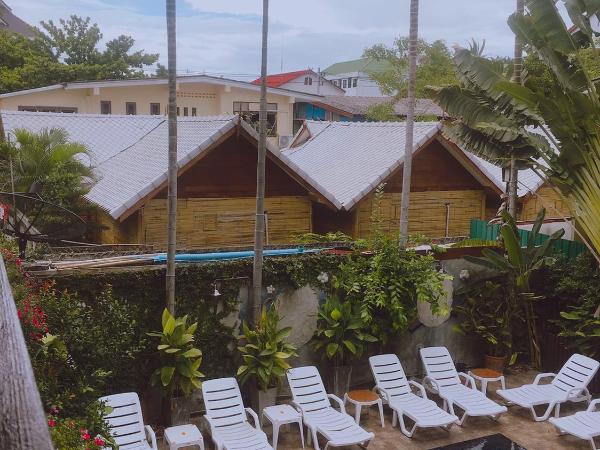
[251, 69, 345, 93]
[285, 120, 515, 211]
[319, 96, 444, 117]
[1, 111, 338, 219]
[0, 2, 35, 37]
[323, 58, 391, 76]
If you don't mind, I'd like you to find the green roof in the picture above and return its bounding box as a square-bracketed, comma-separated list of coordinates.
[323, 57, 391, 76]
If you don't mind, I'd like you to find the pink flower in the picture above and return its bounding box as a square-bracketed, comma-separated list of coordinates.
[50, 406, 60, 415]
[94, 437, 105, 446]
[47, 419, 56, 428]
[81, 432, 91, 441]
[15, 258, 22, 267]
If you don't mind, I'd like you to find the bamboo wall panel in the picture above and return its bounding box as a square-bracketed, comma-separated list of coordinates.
[521, 185, 573, 221]
[141, 196, 311, 249]
[95, 210, 140, 244]
[355, 190, 485, 239]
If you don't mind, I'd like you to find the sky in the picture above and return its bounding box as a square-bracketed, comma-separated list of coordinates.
[11, 0, 519, 81]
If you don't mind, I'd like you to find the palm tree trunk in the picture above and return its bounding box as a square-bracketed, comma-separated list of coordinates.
[165, 0, 177, 315]
[507, 0, 524, 220]
[251, 0, 269, 326]
[399, 0, 419, 248]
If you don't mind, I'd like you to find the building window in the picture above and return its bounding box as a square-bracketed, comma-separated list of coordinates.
[304, 77, 312, 86]
[177, 107, 180, 116]
[18, 105, 78, 113]
[150, 102, 161, 115]
[183, 107, 189, 116]
[100, 101, 111, 115]
[191, 107, 197, 116]
[353, 78, 358, 87]
[125, 102, 137, 115]
[347, 77, 352, 88]
[342, 79, 347, 88]
[233, 101, 278, 136]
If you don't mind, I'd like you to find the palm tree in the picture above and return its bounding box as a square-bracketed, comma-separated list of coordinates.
[251, 0, 269, 326]
[0, 128, 92, 194]
[429, 0, 600, 260]
[399, 0, 419, 248]
[165, 0, 177, 315]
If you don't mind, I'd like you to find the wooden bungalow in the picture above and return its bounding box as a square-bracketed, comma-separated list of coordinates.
[287, 121, 505, 239]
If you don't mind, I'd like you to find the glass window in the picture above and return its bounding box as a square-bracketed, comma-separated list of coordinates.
[353, 78, 358, 87]
[150, 103, 161, 115]
[308, 77, 313, 85]
[183, 107, 189, 116]
[304, 77, 309, 85]
[192, 107, 197, 116]
[342, 79, 347, 88]
[347, 78, 352, 88]
[125, 102, 136, 115]
[100, 101, 111, 115]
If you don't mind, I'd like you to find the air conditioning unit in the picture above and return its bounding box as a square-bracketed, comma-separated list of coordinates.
[278, 134, 293, 148]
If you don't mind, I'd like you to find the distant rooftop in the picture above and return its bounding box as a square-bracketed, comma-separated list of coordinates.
[251, 70, 311, 88]
[319, 96, 444, 117]
[0, 1, 35, 38]
[323, 57, 392, 76]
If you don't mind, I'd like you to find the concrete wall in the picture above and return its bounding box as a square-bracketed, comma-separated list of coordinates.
[280, 74, 342, 96]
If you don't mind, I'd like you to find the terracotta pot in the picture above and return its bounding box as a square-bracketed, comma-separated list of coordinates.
[484, 354, 508, 372]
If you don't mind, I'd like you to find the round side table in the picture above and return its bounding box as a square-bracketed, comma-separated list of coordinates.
[468, 368, 506, 395]
[344, 390, 384, 427]
[261, 404, 304, 450]
[164, 424, 204, 450]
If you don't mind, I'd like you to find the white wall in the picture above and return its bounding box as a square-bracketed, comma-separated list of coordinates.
[280, 74, 342, 96]
[518, 220, 575, 241]
[324, 71, 386, 97]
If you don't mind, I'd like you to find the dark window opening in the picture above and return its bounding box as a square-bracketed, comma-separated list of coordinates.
[150, 103, 161, 115]
[18, 105, 78, 113]
[100, 101, 111, 114]
[125, 102, 137, 115]
[353, 78, 358, 87]
[233, 101, 278, 136]
[191, 107, 197, 116]
[183, 107, 189, 116]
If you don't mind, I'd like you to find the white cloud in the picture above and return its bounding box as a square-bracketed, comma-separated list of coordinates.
[11, 0, 518, 79]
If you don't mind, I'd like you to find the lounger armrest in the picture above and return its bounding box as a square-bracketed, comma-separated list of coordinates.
[423, 376, 441, 394]
[408, 380, 428, 398]
[245, 407, 262, 430]
[144, 425, 158, 450]
[374, 385, 391, 402]
[564, 386, 589, 401]
[533, 372, 556, 385]
[458, 372, 477, 390]
[328, 394, 347, 414]
[587, 399, 600, 412]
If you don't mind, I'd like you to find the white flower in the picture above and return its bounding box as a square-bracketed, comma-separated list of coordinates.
[317, 272, 329, 284]
[459, 269, 470, 281]
[266, 285, 275, 294]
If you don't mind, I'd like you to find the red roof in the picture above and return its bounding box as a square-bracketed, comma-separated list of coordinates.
[251, 70, 311, 88]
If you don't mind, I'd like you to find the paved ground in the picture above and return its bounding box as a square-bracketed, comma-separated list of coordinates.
[157, 369, 595, 450]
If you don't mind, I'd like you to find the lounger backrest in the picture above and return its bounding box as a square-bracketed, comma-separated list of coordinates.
[369, 354, 411, 400]
[287, 366, 331, 413]
[420, 346, 461, 388]
[552, 354, 600, 393]
[99, 392, 147, 450]
[202, 377, 247, 429]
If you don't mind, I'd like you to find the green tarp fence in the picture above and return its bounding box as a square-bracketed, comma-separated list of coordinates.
[469, 219, 587, 259]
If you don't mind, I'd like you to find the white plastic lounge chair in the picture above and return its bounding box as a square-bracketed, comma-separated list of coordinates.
[287, 366, 374, 450]
[99, 392, 158, 450]
[549, 398, 600, 450]
[420, 346, 507, 425]
[202, 377, 272, 450]
[497, 353, 599, 422]
[369, 354, 458, 437]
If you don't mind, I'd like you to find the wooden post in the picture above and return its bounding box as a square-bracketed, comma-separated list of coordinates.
[0, 256, 53, 449]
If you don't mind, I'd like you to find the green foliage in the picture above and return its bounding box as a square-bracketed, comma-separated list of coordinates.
[558, 306, 600, 360]
[290, 231, 353, 244]
[451, 239, 501, 248]
[454, 280, 514, 358]
[237, 306, 297, 391]
[0, 15, 158, 94]
[149, 309, 204, 397]
[363, 37, 458, 98]
[311, 293, 376, 366]
[48, 406, 115, 450]
[365, 101, 401, 122]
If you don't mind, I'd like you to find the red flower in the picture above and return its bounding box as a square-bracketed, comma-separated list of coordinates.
[47, 419, 56, 428]
[15, 258, 22, 266]
[94, 437, 105, 446]
[81, 433, 91, 441]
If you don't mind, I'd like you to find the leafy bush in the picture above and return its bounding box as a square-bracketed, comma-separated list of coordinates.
[237, 306, 297, 391]
[149, 309, 204, 397]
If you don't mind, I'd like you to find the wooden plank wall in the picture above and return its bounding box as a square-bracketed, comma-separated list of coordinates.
[94, 210, 140, 244]
[355, 190, 486, 239]
[521, 185, 573, 221]
[141, 196, 311, 249]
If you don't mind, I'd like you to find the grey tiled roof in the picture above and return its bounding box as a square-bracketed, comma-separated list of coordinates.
[0, 2, 35, 37]
[319, 96, 444, 117]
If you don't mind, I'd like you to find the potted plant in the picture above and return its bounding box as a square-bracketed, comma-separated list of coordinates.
[237, 306, 297, 413]
[311, 294, 377, 398]
[454, 280, 515, 371]
[148, 309, 204, 426]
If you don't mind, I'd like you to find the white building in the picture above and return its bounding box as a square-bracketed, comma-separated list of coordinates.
[323, 58, 390, 97]
[252, 69, 344, 96]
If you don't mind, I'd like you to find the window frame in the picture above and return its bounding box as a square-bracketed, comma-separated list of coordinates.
[150, 102, 161, 115]
[100, 100, 111, 115]
[125, 102, 137, 115]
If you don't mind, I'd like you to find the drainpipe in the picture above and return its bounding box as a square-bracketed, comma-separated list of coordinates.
[445, 203, 451, 238]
